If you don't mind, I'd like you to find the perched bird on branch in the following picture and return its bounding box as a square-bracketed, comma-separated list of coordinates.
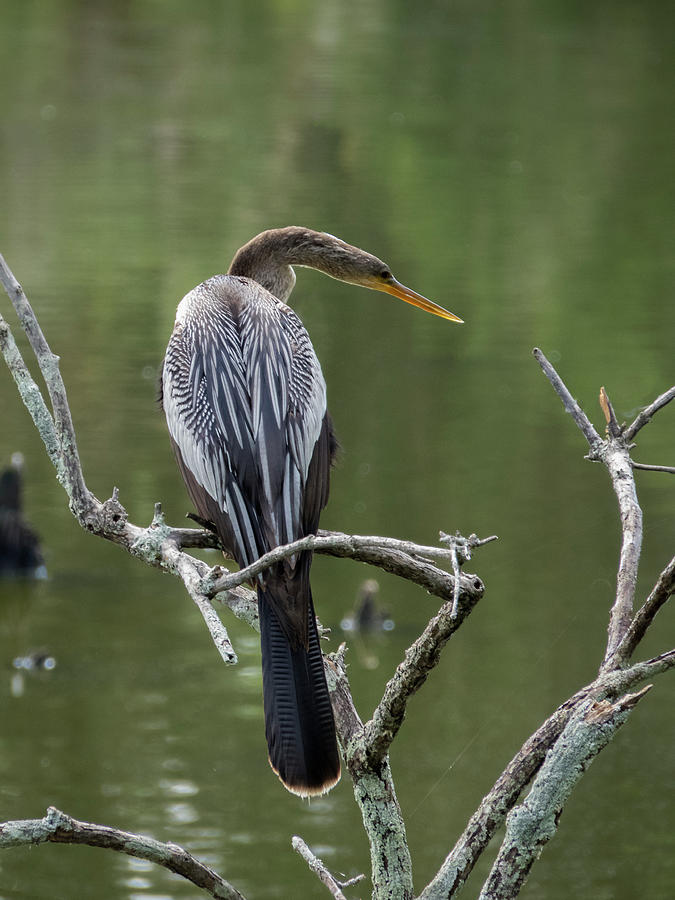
[161, 227, 462, 796]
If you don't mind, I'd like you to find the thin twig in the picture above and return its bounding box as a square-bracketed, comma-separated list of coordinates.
[606, 555, 675, 668]
[631, 462, 675, 474]
[160, 539, 238, 665]
[292, 836, 364, 899]
[624, 385, 675, 441]
[532, 348, 602, 451]
[205, 529, 487, 610]
[0, 252, 93, 517]
[448, 540, 462, 618]
[0, 313, 61, 468]
[620, 648, 675, 681]
[0, 807, 245, 900]
[532, 353, 645, 669]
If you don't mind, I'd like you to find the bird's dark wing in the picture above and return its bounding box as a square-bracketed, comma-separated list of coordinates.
[162, 276, 330, 574]
[163, 279, 263, 566]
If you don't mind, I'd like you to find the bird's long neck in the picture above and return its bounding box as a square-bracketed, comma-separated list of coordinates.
[227, 226, 365, 304]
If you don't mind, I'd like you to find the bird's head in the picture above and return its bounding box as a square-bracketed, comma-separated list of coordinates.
[312, 233, 463, 323]
[230, 227, 464, 322]
[349, 253, 463, 323]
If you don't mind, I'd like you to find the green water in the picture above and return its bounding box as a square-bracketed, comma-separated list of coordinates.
[1, 2, 673, 898]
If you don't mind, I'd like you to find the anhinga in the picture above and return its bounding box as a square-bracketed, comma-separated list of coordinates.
[162, 227, 462, 797]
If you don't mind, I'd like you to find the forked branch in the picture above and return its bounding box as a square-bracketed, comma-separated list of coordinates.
[420, 353, 674, 899]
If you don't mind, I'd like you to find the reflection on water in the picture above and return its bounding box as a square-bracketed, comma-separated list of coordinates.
[1, 2, 674, 898]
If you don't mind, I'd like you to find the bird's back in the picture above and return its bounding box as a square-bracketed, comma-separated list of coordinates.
[162, 274, 334, 624]
[163, 273, 341, 795]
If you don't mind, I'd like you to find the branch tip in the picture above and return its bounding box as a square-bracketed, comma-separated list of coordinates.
[151, 502, 166, 528]
[292, 835, 363, 898]
[599, 387, 621, 437]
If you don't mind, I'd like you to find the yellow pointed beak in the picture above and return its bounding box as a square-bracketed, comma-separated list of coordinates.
[378, 279, 463, 323]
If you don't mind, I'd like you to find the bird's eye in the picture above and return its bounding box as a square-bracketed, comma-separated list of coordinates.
[380, 268, 392, 280]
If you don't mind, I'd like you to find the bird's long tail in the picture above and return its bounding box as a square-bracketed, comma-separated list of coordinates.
[258, 585, 341, 797]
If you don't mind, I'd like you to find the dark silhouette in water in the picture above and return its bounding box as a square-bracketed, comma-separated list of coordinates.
[0, 453, 45, 578]
[341, 579, 394, 633]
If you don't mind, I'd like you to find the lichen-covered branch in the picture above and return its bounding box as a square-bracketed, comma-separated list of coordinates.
[478, 689, 650, 899]
[326, 646, 415, 899]
[419, 652, 675, 899]
[0, 313, 61, 468]
[0, 807, 245, 900]
[313, 537, 485, 898]
[0, 251, 93, 518]
[363, 588, 479, 768]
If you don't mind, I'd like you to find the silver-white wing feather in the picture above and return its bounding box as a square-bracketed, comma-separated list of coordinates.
[163, 275, 327, 565]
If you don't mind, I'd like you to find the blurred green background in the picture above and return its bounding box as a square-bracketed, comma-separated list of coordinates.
[0, 1, 673, 898]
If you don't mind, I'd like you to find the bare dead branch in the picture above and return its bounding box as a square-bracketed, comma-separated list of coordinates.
[158, 536, 238, 665]
[0, 252, 93, 518]
[325, 644, 366, 751]
[318, 541, 487, 894]
[418, 702, 573, 900]
[420, 355, 674, 900]
[0, 806, 245, 900]
[532, 351, 645, 667]
[205, 529, 486, 614]
[363, 590, 478, 767]
[438, 532, 489, 618]
[631, 462, 675, 474]
[599, 435, 643, 665]
[0, 313, 61, 467]
[624, 385, 675, 441]
[532, 348, 603, 451]
[606, 555, 675, 668]
[292, 836, 364, 899]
